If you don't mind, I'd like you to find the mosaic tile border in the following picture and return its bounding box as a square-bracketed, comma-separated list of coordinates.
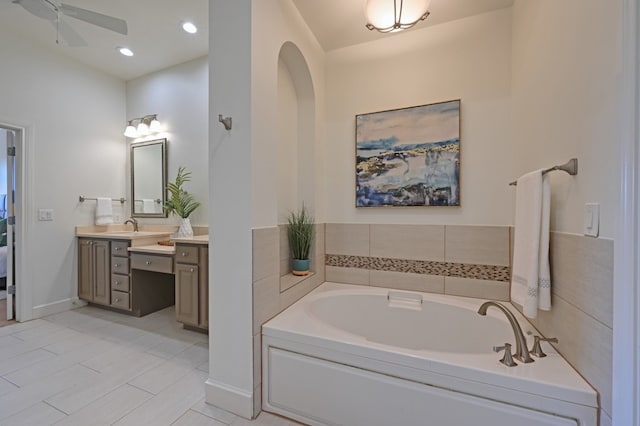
[326, 254, 511, 282]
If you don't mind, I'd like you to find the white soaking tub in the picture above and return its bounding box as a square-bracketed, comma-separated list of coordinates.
[262, 282, 598, 426]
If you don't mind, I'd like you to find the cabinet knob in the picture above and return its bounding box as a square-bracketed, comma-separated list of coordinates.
[114, 263, 120, 268]
[181, 252, 187, 257]
[190, 268, 194, 273]
[114, 281, 119, 286]
[114, 298, 120, 303]
[146, 260, 152, 265]
[115, 247, 121, 251]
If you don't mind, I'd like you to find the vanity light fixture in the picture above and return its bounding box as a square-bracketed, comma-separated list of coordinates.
[181, 21, 198, 34]
[365, 0, 430, 33]
[124, 114, 162, 139]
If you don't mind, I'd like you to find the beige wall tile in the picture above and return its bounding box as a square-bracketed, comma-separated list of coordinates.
[252, 227, 279, 283]
[445, 277, 509, 301]
[310, 223, 325, 260]
[279, 225, 290, 276]
[253, 333, 261, 391]
[326, 266, 370, 286]
[512, 295, 612, 418]
[550, 233, 613, 328]
[279, 270, 324, 312]
[253, 384, 261, 418]
[252, 275, 280, 335]
[509, 226, 514, 269]
[445, 225, 510, 266]
[370, 224, 444, 261]
[325, 223, 370, 256]
[370, 270, 444, 294]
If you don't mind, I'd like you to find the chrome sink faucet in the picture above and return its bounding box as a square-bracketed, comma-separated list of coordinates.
[124, 218, 139, 232]
[477, 301, 534, 364]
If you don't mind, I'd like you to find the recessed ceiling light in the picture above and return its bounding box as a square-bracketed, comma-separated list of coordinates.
[117, 47, 134, 57]
[182, 21, 198, 34]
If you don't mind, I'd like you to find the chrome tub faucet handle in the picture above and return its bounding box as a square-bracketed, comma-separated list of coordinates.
[530, 336, 559, 358]
[493, 343, 517, 367]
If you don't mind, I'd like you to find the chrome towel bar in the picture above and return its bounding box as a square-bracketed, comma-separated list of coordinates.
[509, 158, 578, 186]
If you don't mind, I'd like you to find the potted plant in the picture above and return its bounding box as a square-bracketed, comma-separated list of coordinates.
[164, 166, 201, 238]
[287, 204, 315, 276]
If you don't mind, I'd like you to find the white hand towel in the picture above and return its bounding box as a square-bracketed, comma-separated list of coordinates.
[143, 199, 156, 214]
[95, 197, 114, 225]
[511, 170, 552, 318]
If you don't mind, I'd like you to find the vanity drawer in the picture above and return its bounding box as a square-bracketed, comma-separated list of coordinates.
[131, 253, 173, 274]
[111, 290, 130, 310]
[111, 241, 129, 256]
[111, 256, 129, 275]
[111, 274, 130, 292]
[175, 245, 199, 265]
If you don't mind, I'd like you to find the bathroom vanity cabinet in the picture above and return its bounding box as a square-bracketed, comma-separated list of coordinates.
[175, 243, 208, 330]
[78, 238, 111, 306]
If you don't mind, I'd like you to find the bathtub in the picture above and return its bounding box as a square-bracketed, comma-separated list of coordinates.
[262, 282, 598, 426]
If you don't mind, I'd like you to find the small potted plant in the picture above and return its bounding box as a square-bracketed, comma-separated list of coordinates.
[164, 166, 201, 238]
[287, 204, 315, 276]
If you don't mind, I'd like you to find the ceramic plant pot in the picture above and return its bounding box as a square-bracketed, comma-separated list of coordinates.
[176, 217, 194, 238]
[292, 258, 310, 276]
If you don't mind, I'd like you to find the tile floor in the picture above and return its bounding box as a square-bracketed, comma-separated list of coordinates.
[0, 305, 301, 425]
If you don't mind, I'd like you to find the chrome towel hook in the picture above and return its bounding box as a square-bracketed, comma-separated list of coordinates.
[218, 114, 232, 131]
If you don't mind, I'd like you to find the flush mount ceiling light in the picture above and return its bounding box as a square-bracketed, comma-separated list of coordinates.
[124, 115, 162, 139]
[181, 21, 198, 34]
[365, 0, 431, 33]
[117, 46, 134, 57]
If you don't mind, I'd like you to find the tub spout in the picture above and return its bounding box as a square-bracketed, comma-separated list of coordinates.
[477, 301, 534, 364]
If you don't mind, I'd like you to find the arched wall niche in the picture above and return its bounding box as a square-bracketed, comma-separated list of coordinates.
[277, 41, 316, 223]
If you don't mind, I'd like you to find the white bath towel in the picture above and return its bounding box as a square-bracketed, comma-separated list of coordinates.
[95, 197, 114, 225]
[142, 199, 156, 214]
[511, 170, 551, 318]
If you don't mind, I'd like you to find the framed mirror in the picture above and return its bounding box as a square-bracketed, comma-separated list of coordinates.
[131, 138, 167, 218]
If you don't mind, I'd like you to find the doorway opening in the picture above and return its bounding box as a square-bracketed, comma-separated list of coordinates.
[0, 124, 21, 326]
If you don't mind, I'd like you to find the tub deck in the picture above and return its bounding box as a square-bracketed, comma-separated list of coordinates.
[262, 282, 598, 426]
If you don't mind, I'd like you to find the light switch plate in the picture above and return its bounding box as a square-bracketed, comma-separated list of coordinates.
[583, 203, 599, 237]
[38, 209, 54, 221]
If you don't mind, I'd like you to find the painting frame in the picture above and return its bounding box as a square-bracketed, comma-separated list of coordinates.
[355, 99, 461, 207]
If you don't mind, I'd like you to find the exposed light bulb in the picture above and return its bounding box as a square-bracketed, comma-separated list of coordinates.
[136, 121, 149, 136]
[124, 122, 138, 138]
[182, 22, 197, 34]
[149, 117, 162, 133]
[118, 47, 134, 57]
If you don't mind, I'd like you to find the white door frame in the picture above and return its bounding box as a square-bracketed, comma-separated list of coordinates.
[614, 0, 640, 425]
[0, 120, 32, 323]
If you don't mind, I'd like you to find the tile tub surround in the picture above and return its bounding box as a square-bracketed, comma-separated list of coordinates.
[325, 224, 511, 300]
[252, 225, 325, 417]
[511, 232, 613, 423]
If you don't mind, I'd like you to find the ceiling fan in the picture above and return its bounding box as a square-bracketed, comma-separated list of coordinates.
[11, 0, 128, 46]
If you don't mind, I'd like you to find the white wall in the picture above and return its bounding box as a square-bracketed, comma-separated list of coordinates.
[511, 0, 621, 238]
[0, 131, 6, 198]
[126, 56, 209, 225]
[0, 30, 126, 317]
[207, 0, 325, 417]
[325, 9, 513, 225]
[277, 59, 299, 222]
[252, 0, 326, 228]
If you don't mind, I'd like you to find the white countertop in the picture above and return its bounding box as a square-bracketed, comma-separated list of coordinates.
[171, 234, 209, 245]
[128, 244, 176, 255]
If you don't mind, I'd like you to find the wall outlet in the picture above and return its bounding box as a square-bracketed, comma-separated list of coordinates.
[38, 209, 54, 221]
[583, 203, 599, 237]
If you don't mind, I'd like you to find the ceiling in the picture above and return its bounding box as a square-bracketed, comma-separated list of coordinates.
[0, 0, 514, 81]
[0, 0, 208, 81]
[292, 0, 515, 51]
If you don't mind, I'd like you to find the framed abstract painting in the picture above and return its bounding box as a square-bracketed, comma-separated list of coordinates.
[356, 99, 460, 207]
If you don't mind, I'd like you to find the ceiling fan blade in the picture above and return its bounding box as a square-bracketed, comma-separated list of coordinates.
[59, 3, 127, 35]
[12, 0, 57, 20]
[50, 18, 87, 46]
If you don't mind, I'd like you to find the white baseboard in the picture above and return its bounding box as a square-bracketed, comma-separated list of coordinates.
[205, 378, 254, 419]
[32, 297, 86, 319]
